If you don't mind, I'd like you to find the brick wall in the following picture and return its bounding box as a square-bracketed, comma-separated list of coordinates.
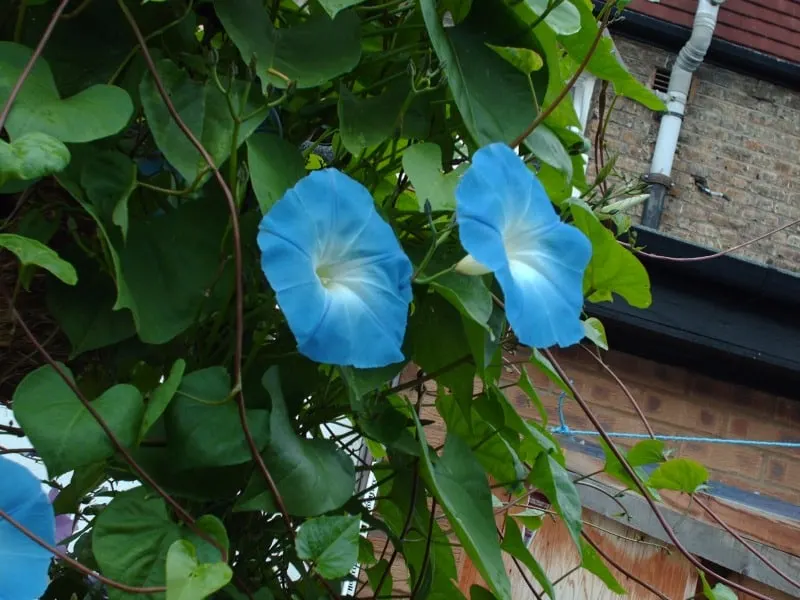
[540, 347, 800, 506]
[359, 350, 800, 596]
[419, 347, 800, 507]
[590, 36, 800, 272]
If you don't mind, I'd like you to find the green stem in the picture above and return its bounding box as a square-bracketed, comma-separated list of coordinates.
[362, 23, 424, 37]
[412, 225, 454, 281]
[14, 0, 28, 43]
[107, 0, 194, 85]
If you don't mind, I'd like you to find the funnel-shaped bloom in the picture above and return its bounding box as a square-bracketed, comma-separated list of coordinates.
[455, 143, 591, 348]
[47, 489, 76, 553]
[258, 169, 413, 367]
[0, 457, 55, 600]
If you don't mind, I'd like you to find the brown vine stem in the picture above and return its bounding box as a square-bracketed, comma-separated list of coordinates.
[115, 5, 343, 599]
[2, 291, 224, 560]
[509, 3, 612, 149]
[115, 0, 292, 532]
[582, 531, 672, 600]
[579, 345, 655, 439]
[542, 349, 774, 600]
[0, 508, 166, 594]
[623, 216, 800, 263]
[692, 495, 800, 591]
[0, 0, 72, 132]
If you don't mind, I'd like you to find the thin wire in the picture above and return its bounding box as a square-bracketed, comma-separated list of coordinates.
[551, 392, 800, 448]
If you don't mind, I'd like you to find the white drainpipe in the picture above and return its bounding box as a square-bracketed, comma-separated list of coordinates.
[641, 0, 725, 228]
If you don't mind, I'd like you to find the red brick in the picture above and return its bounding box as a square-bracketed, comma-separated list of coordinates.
[764, 456, 800, 493]
[679, 441, 764, 479]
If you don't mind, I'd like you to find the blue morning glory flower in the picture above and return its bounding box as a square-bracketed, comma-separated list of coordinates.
[258, 169, 413, 367]
[0, 457, 56, 600]
[455, 143, 591, 348]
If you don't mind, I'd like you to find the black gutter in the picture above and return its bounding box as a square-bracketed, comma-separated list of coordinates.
[587, 227, 800, 400]
[593, 0, 800, 87]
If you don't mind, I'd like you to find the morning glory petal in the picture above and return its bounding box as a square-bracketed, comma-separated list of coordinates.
[258, 169, 413, 367]
[0, 457, 55, 600]
[456, 142, 591, 349]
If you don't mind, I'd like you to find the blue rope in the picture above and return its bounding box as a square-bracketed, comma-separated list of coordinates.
[549, 386, 800, 449]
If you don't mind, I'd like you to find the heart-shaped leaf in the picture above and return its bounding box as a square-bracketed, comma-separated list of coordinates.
[402, 143, 463, 212]
[295, 515, 360, 580]
[235, 368, 355, 516]
[165, 367, 270, 470]
[166, 540, 232, 600]
[0, 233, 77, 285]
[649, 458, 709, 494]
[140, 59, 263, 185]
[13, 364, 144, 476]
[247, 133, 306, 214]
[412, 410, 511, 600]
[215, 0, 361, 91]
[0, 41, 133, 142]
[0, 132, 69, 185]
[93, 487, 181, 600]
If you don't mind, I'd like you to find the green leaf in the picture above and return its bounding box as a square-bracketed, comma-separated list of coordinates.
[580, 539, 626, 594]
[215, 0, 361, 90]
[140, 359, 186, 441]
[338, 83, 407, 155]
[365, 560, 393, 597]
[0, 41, 133, 142]
[379, 463, 460, 598]
[699, 572, 737, 600]
[413, 414, 511, 600]
[599, 439, 662, 501]
[477, 386, 561, 465]
[430, 272, 492, 330]
[582, 317, 608, 350]
[296, 515, 361, 579]
[0, 132, 70, 186]
[513, 508, 545, 532]
[80, 150, 137, 241]
[166, 541, 232, 600]
[165, 367, 270, 470]
[486, 44, 543, 73]
[53, 462, 106, 515]
[625, 439, 667, 467]
[470, 586, 498, 600]
[530, 349, 572, 395]
[184, 514, 230, 564]
[247, 133, 306, 214]
[402, 143, 463, 211]
[420, 0, 543, 145]
[116, 195, 231, 344]
[409, 293, 475, 425]
[570, 203, 651, 308]
[559, 0, 664, 110]
[438, 393, 526, 486]
[13, 365, 144, 476]
[0, 233, 77, 285]
[525, 123, 572, 177]
[516, 367, 548, 426]
[140, 59, 263, 184]
[648, 458, 709, 494]
[525, 0, 581, 34]
[528, 453, 582, 547]
[46, 255, 136, 357]
[236, 368, 355, 516]
[464, 301, 505, 382]
[317, 0, 367, 17]
[93, 487, 182, 600]
[501, 517, 555, 599]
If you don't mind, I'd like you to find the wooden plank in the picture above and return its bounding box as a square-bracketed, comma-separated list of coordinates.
[567, 448, 800, 597]
[506, 510, 698, 599]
